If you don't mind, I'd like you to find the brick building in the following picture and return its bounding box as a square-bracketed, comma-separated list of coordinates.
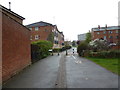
[1, 5, 31, 82]
[91, 25, 120, 45]
[53, 25, 64, 48]
[26, 21, 64, 48]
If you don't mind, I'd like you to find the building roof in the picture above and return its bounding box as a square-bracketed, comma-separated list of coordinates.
[26, 21, 53, 27]
[0, 4, 25, 20]
[92, 26, 120, 31]
[53, 25, 64, 36]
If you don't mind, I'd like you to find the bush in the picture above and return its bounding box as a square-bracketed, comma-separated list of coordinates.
[77, 42, 88, 56]
[87, 50, 120, 58]
[31, 40, 53, 63]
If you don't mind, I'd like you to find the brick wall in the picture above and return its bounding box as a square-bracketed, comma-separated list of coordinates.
[2, 13, 31, 82]
[0, 10, 2, 85]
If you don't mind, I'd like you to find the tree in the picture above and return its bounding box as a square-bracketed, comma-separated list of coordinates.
[89, 39, 109, 51]
[85, 32, 92, 43]
[72, 41, 76, 47]
[47, 32, 54, 44]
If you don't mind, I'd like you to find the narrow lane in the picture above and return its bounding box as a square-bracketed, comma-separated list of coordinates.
[3, 48, 119, 89]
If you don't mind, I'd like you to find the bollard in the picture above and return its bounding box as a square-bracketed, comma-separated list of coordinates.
[66, 50, 68, 55]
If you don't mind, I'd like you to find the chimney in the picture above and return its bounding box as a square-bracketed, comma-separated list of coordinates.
[98, 25, 100, 29]
[9, 2, 11, 10]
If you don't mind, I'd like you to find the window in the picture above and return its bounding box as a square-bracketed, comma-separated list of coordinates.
[30, 35, 32, 40]
[109, 36, 113, 39]
[103, 31, 106, 34]
[116, 36, 119, 39]
[109, 31, 112, 34]
[35, 35, 39, 40]
[104, 36, 106, 40]
[35, 27, 39, 31]
[116, 30, 118, 33]
[97, 32, 100, 34]
[29, 28, 32, 31]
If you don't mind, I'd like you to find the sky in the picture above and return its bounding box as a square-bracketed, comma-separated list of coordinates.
[0, 0, 119, 41]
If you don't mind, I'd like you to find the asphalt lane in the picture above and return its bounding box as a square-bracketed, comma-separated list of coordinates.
[3, 54, 61, 88]
[3, 48, 119, 89]
[66, 48, 118, 88]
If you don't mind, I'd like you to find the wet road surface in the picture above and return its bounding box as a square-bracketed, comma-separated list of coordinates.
[3, 48, 119, 89]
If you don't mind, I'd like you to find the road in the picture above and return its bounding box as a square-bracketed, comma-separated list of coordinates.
[3, 48, 119, 89]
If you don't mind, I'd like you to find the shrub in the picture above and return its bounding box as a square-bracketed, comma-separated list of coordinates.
[87, 50, 120, 58]
[77, 42, 88, 56]
[31, 40, 53, 63]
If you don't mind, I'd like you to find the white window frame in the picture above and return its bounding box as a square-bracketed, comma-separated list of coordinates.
[97, 32, 100, 34]
[35, 35, 39, 40]
[30, 35, 32, 40]
[104, 36, 106, 40]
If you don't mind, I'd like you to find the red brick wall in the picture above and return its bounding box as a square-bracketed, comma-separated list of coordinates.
[2, 13, 31, 82]
[30, 26, 53, 42]
[0, 11, 2, 84]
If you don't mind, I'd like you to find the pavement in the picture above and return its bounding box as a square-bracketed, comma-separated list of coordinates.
[3, 53, 61, 88]
[2, 48, 119, 89]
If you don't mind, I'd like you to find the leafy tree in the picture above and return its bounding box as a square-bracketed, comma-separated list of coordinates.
[89, 39, 109, 51]
[85, 32, 92, 43]
[47, 32, 54, 44]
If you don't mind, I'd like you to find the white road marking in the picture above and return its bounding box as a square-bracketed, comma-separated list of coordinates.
[71, 55, 82, 64]
[85, 78, 88, 80]
[79, 61, 82, 64]
[72, 55, 76, 59]
[75, 60, 82, 64]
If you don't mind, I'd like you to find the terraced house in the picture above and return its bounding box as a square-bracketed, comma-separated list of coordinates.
[91, 25, 120, 49]
[26, 21, 64, 48]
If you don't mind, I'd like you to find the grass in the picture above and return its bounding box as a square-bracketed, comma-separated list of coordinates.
[86, 57, 119, 75]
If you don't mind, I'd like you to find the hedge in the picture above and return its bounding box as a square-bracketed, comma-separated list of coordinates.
[86, 50, 120, 58]
[31, 40, 53, 63]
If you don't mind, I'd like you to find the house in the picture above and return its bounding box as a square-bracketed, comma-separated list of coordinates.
[53, 25, 64, 48]
[26, 21, 53, 42]
[1, 5, 31, 82]
[26, 21, 64, 48]
[91, 25, 120, 49]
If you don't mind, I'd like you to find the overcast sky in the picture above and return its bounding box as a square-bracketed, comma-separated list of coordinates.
[1, 0, 119, 41]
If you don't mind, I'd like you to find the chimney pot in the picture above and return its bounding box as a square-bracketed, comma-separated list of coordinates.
[98, 25, 100, 29]
[9, 2, 11, 10]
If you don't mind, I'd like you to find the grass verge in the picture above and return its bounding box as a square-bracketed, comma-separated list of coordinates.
[86, 57, 119, 75]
